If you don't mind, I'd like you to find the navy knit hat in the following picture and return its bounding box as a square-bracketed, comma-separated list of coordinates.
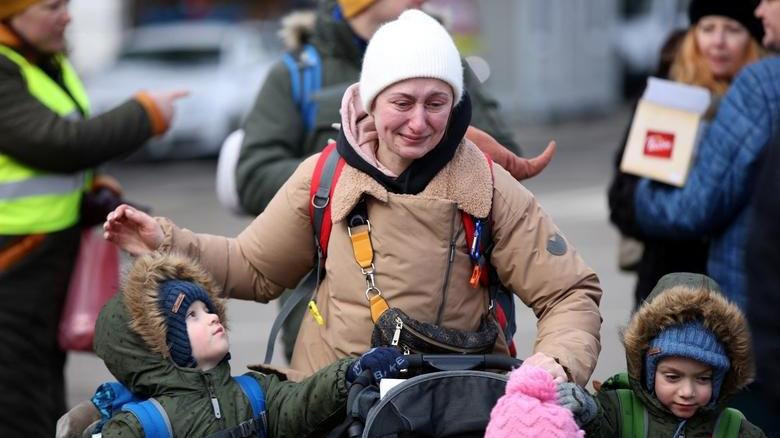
[157, 280, 216, 368]
[645, 321, 730, 403]
[688, 0, 764, 44]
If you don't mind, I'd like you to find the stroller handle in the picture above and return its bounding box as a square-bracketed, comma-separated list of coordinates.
[403, 354, 521, 373]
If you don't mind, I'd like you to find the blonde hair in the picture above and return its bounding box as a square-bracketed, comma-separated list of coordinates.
[669, 27, 765, 96]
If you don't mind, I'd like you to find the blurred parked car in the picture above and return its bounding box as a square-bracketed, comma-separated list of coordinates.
[85, 20, 282, 160]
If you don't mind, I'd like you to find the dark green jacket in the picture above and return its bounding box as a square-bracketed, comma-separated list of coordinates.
[95, 254, 350, 438]
[236, 1, 519, 214]
[584, 274, 766, 438]
[0, 27, 154, 174]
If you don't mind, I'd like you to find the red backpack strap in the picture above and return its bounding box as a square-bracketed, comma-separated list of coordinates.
[309, 141, 346, 259]
[462, 152, 495, 287]
[461, 152, 517, 356]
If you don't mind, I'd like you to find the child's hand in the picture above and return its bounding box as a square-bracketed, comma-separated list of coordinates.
[347, 347, 408, 384]
[556, 382, 598, 427]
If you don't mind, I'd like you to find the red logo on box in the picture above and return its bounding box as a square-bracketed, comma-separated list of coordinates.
[644, 130, 675, 159]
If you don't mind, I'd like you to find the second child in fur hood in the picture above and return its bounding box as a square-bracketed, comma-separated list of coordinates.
[58, 253, 406, 438]
[558, 273, 766, 437]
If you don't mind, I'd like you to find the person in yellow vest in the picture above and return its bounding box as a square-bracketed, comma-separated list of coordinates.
[0, 0, 185, 435]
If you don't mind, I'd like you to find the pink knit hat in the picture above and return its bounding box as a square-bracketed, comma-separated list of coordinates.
[485, 364, 585, 438]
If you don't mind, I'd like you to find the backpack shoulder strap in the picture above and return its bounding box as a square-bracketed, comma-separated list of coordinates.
[263, 143, 342, 364]
[462, 152, 520, 355]
[281, 43, 322, 133]
[614, 388, 646, 438]
[309, 141, 345, 260]
[234, 375, 267, 420]
[234, 375, 268, 438]
[713, 407, 744, 438]
[122, 398, 172, 438]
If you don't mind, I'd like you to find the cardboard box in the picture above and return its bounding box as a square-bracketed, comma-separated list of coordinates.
[620, 78, 711, 187]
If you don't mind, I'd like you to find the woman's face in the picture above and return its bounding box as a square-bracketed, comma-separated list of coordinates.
[10, 0, 71, 54]
[372, 78, 453, 170]
[695, 15, 752, 80]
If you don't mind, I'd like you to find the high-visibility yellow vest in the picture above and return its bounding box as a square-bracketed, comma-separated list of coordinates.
[0, 45, 91, 235]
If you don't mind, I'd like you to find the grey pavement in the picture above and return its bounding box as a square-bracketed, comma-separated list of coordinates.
[65, 106, 637, 406]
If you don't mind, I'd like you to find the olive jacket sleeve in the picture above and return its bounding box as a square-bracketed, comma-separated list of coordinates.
[0, 56, 154, 174]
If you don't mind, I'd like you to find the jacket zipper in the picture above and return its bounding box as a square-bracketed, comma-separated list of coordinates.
[397, 316, 487, 354]
[436, 205, 459, 325]
[203, 373, 223, 421]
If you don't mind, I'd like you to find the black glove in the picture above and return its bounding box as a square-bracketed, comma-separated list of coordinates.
[347, 347, 408, 384]
[556, 382, 598, 427]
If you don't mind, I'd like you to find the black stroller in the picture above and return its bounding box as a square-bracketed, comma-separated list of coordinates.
[329, 354, 521, 438]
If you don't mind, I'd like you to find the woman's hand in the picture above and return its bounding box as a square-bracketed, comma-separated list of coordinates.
[465, 126, 556, 181]
[523, 352, 568, 383]
[103, 204, 163, 255]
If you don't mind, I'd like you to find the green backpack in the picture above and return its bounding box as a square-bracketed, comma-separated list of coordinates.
[600, 373, 744, 438]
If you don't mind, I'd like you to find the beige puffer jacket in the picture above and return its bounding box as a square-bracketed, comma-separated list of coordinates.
[158, 87, 602, 386]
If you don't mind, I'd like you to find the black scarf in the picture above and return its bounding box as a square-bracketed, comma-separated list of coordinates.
[336, 91, 472, 195]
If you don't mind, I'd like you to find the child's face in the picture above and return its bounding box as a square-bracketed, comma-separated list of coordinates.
[654, 356, 713, 418]
[186, 300, 229, 371]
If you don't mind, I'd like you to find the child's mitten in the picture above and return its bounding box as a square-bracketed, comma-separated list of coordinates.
[347, 347, 408, 384]
[556, 382, 598, 427]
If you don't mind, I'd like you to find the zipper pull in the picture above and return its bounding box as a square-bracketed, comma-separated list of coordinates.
[210, 395, 222, 419]
[391, 317, 403, 346]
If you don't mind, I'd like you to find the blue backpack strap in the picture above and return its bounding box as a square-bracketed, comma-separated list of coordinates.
[282, 51, 302, 111]
[282, 44, 322, 134]
[299, 44, 321, 133]
[234, 375, 268, 437]
[122, 398, 172, 438]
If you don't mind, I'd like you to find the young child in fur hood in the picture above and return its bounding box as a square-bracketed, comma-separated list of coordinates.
[557, 273, 766, 437]
[58, 253, 406, 438]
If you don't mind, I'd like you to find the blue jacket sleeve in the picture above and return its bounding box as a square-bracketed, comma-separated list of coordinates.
[634, 59, 780, 238]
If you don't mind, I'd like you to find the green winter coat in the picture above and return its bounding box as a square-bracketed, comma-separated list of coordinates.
[95, 254, 350, 438]
[584, 273, 766, 438]
[236, 0, 520, 214]
[0, 31, 155, 174]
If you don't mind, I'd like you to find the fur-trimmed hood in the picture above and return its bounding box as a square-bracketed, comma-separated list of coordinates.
[94, 253, 231, 397]
[278, 9, 317, 51]
[122, 252, 228, 362]
[623, 273, 754, 405]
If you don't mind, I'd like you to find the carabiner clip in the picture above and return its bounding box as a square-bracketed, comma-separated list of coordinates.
[470, 220, 483, 261]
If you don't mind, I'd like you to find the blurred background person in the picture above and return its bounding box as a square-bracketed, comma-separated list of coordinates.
[236, 0, 527, 364]
[609, 0, 765, 308]
[0, 0, 184, 435]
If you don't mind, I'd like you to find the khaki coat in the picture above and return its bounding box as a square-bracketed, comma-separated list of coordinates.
[158, 135, 602, 385]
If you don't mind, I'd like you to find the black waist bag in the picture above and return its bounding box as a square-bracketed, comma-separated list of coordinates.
[371, 307, 498, 354]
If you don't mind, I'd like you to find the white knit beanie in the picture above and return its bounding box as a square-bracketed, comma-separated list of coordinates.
[359, 9, 464, 113]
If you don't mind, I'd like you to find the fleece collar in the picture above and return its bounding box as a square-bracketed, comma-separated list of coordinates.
[330, 135, 494, 224]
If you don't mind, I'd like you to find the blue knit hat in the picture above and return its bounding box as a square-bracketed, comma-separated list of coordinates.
[157, 280, 216, 368]
[645, 321, 730, 403]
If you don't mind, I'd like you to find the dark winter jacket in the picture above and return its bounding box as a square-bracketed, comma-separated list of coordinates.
[585, 273, 765, 437]
[0, 24, 160, 175]
[236, 0, 520, 214]
[746, 132, 780, 411]
[95, 254, 350, 438]
[634, 57, 780, 308]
